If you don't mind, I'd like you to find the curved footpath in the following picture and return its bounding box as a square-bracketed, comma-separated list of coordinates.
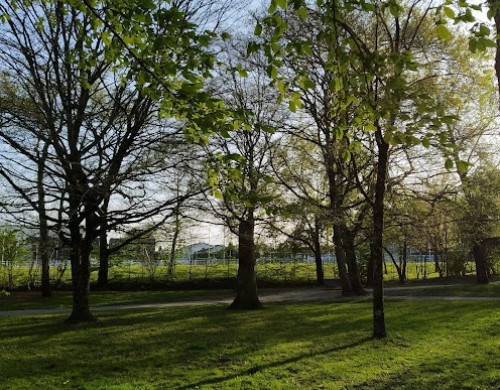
[1, 283, 499, 318]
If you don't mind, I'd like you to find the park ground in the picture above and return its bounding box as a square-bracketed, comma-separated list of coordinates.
[1, 282, 500, 390]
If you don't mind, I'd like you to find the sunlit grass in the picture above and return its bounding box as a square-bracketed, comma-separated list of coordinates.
[1, 260, 455, 290]
[385, 281, 500, 297]
[1, 300, 500, 389]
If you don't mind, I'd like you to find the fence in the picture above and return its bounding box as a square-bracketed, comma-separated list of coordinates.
[0, 250, 478, 289]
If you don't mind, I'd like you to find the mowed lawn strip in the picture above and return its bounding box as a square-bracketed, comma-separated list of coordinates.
[384, 282, 500, 297]
[0, 290, 234, 311]
[0, 288, 308, 312]
[1, 300, 499, 390]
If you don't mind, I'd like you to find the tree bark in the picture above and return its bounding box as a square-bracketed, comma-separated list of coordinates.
[97, 198, 110, 288]
[344, 231, 365, 295]
[168, 208, 181, 279]
[37, 144, 51, 298]
[39, 236, 51, 298]
[312, 218, 324, 285]
[314, 250, 325, 286]
[97, 231, 109, 288]
[371, 131, 388, 339]
[65, 195, 96, 323]
[473, 242, 489, 284]
[366, 249, 374, 287]
[400, 240, 407, 284]
[66, 239, 95, 323]
[333, 225, 354, 296]
[229, 209, 262, 310]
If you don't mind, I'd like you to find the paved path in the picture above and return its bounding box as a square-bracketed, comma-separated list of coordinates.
[1, 285, 499, 318]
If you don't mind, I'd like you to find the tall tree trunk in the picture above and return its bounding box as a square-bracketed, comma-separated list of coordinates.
[97, 231, 109, 288]
[366, 250, 374, 287]
[371, 131, 388, 339]
[312, 218, 324, 285]
[333, 225, 353, 296]
[432, 242, 441, 274]
[37, 144, 51, 298]
[473, 242, 489, 284]
[97, 198, 110, 288]
[314, 250, 324, 286]
[39, 230, 51, 298]
[67, 240, 95, 323]
[344, 231, 365, 295]
[230, 209, 262, 310]
[400, 240, 407, 284]
[168, 208, 181, 279]
[325, 154, 352, 295]
[66, 204, 95, 323]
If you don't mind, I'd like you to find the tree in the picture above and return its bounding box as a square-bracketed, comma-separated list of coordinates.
[257, 0, 459, 338]
[457, 165, 500, 282]
[257, 7, 373, 296]
[0, 0, 214, 322]
[0, 226, 30, 289]
[0, 77, 54, 297]
[206, 38, 285, 309]
[429, 32, 499, 282]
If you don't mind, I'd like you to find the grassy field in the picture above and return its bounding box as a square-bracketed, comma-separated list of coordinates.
[1, 300, 499, 389]
[1, 261, 450, 290]
[0, 289, 234, 311]
[385, 281, 500, 297]
[3, 279, 499, 312]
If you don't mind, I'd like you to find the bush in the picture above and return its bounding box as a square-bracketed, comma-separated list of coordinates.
[444, 250, 468, 276]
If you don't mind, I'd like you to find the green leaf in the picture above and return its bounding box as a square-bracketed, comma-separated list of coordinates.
[361, 2, 375, 11]
[296, 7, 307, 20]
[487, 7, 496, 20]
[456, 160, 469, 173]
[422, 138, 430, 148]
[220, 127, 229, 138]
[479, 24, 491, 36]
[342, 149, 351, 162]
[289, 100, 296, 112]
[137, 70, 150, 85]
[443, 6, 455, 18]
[268, 0, 277, 13]
[254, 23, 263, 36]
[277, 80, 286, 93]
[247, 41, 260, 56]
[389, 3, 401, 17]
[123, 35, 135, 45]
[469, 38, 477, 53]
[480, 37, 496, 48]
[445, 158, 454, 170]
[276, 0, 287, 10]
[214, 190, 223, 199]
[436, 25, 452, 40]
[329, 78, 342, 92]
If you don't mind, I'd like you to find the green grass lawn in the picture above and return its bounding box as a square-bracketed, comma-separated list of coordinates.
[0, 288, 305, 311]
[1, 300, 500, 389]
[385, 281, 500, 297]
[0, 290, 234, 311]
[1, 261, 449, 290]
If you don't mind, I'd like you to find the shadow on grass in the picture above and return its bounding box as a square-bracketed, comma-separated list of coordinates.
[175, 337, 371, 390]
[1, 300, 498, 389]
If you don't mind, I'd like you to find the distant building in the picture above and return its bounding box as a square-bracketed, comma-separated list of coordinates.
[178, 242, 226, 264]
